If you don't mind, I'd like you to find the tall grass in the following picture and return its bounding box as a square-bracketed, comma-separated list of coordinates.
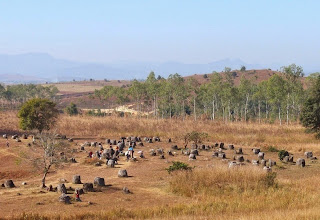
[169, 166, 277, 197]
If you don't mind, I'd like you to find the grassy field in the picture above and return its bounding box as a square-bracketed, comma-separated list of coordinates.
[0, 112, 320, 219]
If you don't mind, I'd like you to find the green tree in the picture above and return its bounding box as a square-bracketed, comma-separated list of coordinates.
[65, 102, 79, 116]
[240, 65, 246, 72]
[300, 76, 320, 138]
[18, 98, 59, 133]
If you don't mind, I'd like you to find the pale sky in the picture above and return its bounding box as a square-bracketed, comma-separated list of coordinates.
[0, 0, 319, 66]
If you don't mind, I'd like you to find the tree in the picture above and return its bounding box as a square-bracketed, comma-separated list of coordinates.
[31, 132, 71, 188]
[240, 66, 246, 72]
[300, 76, 320, 138]
[65, 102, 79, 116]
[18, 98, 59, 133]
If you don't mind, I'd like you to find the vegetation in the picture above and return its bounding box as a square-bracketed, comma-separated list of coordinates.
[169, 166, 277, 197]
[18, 98, 59, 133]
[0, 84, 59, 109]
[166, 161, 192, 174]
[32, 132, 71, 188]
[300, 75, 320, 138]
[278, 150, 289, 160]
[183, 131, 208, 146]
[65, 102, 79, 116]
[92, 65, 307, 125]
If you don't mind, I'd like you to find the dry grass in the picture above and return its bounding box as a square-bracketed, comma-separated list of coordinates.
[2, 112, 320, 219]
[169, 166, 277, 197]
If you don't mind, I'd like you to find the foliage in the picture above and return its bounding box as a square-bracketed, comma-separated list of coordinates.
[166, 161, 192, 174]
[300, 75, 320, 138]
[184, 131, 208, 145]
[65, 102, 79, 116]
[31, 132, 71, 187]
[87, 109, 106, 117]
[91, 64, 307, 124]
[240, 65, 246, 71]
[267, 146, 279, 152]
[18, 98, 59, 133]
[278, 150, 289, 160]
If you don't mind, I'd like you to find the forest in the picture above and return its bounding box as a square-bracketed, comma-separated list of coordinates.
[94, 64, 318, 124]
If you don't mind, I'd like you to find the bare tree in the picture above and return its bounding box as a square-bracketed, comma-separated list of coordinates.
[31, 132, 71, 188]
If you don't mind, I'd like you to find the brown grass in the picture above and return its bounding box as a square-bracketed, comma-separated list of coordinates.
[1, 113, 320, 219]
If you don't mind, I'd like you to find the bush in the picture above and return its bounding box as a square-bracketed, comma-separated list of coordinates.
[267, 146, 279, 152]
[278, 150, 289, 161]
[18, 98, 59, 133]
[65, 102, 79, 116]
[166, 161, 192, 174]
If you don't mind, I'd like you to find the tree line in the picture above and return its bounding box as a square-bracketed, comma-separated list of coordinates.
[0, 84, 59, 109]
[93, 64, 319, 124]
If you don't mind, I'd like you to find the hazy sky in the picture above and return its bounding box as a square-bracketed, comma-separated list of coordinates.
[0, 0, 319, 65]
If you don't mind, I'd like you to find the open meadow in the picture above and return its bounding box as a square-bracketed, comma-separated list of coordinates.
[0, 112, 320, 219]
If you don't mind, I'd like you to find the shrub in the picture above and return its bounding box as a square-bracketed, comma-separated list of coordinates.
[166, 161, 192, 174]
[65, 102, 79, 116]
[267, 146, 279, 152]
[278, 150, 289, 160]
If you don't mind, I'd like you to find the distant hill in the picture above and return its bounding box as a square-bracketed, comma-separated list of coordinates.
[0, 53, 318, 84]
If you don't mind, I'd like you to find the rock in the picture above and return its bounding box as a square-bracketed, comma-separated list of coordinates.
[189, 153, 196, 160]
[107, 159, 115, 168]
[95, 162, 102, 166]
[171, 145, 178, 150]
[304, 152, 313, 159]
[228, 144, 234, 150]
[4, 180, 15, 188]
[212, 152, 218, 157]
[83, 183, 94, 192]
[149, 149, 156, 156]
[72, 175, 81, 184]
[57, 184, 67, 194]
[123, 187, 130, 194]
[68, 138, 73, 142]
[218, 153, 226, 159]
[283, 155, 294, 163]
[228, 161, 238, 168]
[252, 160, 259, 166]
[167, 150, 174, 156]
[252, 148, 260, 154]
[263, 166, 272, 172]
[190, 149, 199, 155]
[75, 188, 84, 195]
[156, 148, 164, 155]
[93, 177, 105, 186]
[296, 158, 306, 167]
[258, 152, 265, 160]
[237, 148, 243, 154]
[268, 159, 276, 167]
[118, 169, 128, 177]
[159, 154, 165, 159]
[22, 182, 27, 185]
[236, 155, 244, 162]
[59, 193, 71, 204]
